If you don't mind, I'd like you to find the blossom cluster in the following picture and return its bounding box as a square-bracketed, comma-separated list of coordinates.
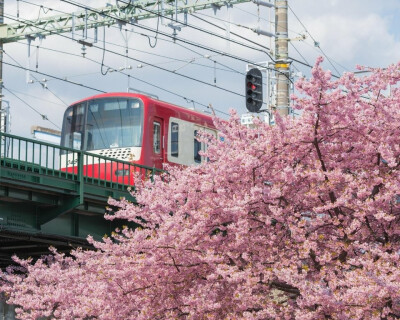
[2, 58, 400, 319]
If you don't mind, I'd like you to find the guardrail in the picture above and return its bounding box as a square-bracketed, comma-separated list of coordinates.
[0, 131, 164, 192]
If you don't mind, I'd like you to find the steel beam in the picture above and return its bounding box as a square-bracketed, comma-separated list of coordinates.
[0, 0, 250, 44]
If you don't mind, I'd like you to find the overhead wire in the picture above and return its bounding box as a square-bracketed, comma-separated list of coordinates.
[229, 3, 346, 76]
[16, 0, 340, 79]
[15, 40, 238, 79]
[3, 86, 61, 129]
[7, 0, 298, 112]
[15, 0, 294, 84]
[2, 60, 106, 93]
[1, 87, 66, 107]
[18, 0, 269, 68]
[124, 2, 328, 81]
[287, 4, 347, 75]
[299, 39, 351, 72]
[15, 0, 244, 76]
[6, 38, 230, 116]
[100, 25, 109, 76]
[4, 12, 257, 98]
[4, 7, 252, 82]
[289, 42, 310, 68]
[2, 50, 69, 106]
[111, 0, 276, 61]
[125, 0, 344, 77]
[58, 0, 288, 78]
[146, 1, 160, 48]
[190, 12, 274, 56]
[231, 5, 305, 37]
[188, 10, 318, 75]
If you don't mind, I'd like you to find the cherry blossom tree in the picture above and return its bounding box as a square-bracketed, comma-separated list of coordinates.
[2, 58, 400, 319]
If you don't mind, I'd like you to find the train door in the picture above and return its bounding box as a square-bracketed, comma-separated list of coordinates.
[152, 117, 165, 169]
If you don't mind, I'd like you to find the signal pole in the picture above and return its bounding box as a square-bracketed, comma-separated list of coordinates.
[274, 0, 290, 116]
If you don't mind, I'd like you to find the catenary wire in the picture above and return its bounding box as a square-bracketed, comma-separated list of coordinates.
[58, 0, 287, 75]
[289, 42, 310, 68]
[231, 5, 305, 37]
[287, 4, 347, 74]
[19, 0, 272, 64]
[4, 12, 265, 97]
[1, 87, 66, 107]
[12, 0, 285, 81]
[5, 15, 255, 89]
[3, 86, 61, 129]
[5, 4, 280, 109]
[229, 3, 344, 76]
[84, 0, 276, 62]
[17, 0, 333, 78]
[189, 9, 334, 76]
[3, 60, 106, 93]
[299, 39, 352, 73]
[14, 0, 244, 75]
[5, 44, 230, 116]
[3, 50, 69, 106]
[14, 40, 238, 82]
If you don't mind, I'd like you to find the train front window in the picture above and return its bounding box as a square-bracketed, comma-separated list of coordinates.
[61, 103, 85, 151]
[86, 98, 143, 150]
[61, 98, 143, 152]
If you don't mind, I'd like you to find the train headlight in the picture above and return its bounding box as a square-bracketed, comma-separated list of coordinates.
[115, 169, 131, 176]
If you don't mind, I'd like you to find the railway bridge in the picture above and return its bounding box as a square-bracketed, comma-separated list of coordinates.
[0, 131, 162, 269]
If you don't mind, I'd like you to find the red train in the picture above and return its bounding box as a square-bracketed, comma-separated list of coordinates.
[60, 92, 216, 182]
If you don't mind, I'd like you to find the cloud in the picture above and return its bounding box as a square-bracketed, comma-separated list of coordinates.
[3, 0, 400, 138]
[289, 0, 400, 71]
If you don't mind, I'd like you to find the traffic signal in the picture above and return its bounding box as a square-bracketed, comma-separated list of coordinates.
[245, 68, 263, 113]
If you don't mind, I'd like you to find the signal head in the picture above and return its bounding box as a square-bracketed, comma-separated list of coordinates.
[245, 68, 263, 113]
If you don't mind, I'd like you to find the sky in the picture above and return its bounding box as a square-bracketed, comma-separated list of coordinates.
[2, 0, 400, 139]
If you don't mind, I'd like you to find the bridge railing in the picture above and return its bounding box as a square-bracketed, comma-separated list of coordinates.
[0, 131, 164, 191]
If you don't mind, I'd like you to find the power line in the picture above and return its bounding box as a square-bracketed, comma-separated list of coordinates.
[6, 42, 230, 116]
[57, 0, 287, 77]
[232, 5, 305, 37]
[10, 0, 292, 84]
[287, 4, 346, 75]
[0, 87, 66, 107]
[289, 42, 310, 68]
[3, 86, 61, 129]
[18, 0, 272, 63]
[14, 0, 341, 80]
[93, 0, 276, 61]
[228, 3, 345, 75]
[4, 14, 261, 107]
[298, 39, 351, 73]
[4, 3, 288, 110]
[4, 13, 250, 95]
[190, 12, 274, 56]
[2, 50, 69, 106]
[2, 60, 106, 93]
[15, 0, 244, 75]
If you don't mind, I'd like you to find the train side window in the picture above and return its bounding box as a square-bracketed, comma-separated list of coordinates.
[153, 122, 161, 154]
[171, 122, 179, 157]
[194, 130, 201, 163]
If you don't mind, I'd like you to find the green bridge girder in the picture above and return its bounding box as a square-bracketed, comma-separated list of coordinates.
[0, 132, 163, 268]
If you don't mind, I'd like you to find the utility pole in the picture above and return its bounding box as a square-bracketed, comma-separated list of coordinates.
[0, 0, 3, 130]
[274, 0, 290, 116]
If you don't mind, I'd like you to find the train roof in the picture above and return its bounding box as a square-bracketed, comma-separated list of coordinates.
[70, 92, 214, 121]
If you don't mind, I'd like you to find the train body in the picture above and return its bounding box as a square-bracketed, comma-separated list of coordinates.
[60, 93, 216, 182]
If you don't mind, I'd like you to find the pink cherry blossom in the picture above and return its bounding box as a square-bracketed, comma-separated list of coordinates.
[2, 58, 400, 319]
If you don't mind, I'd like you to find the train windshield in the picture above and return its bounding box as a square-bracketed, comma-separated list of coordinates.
[61, 97, 143, 151]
